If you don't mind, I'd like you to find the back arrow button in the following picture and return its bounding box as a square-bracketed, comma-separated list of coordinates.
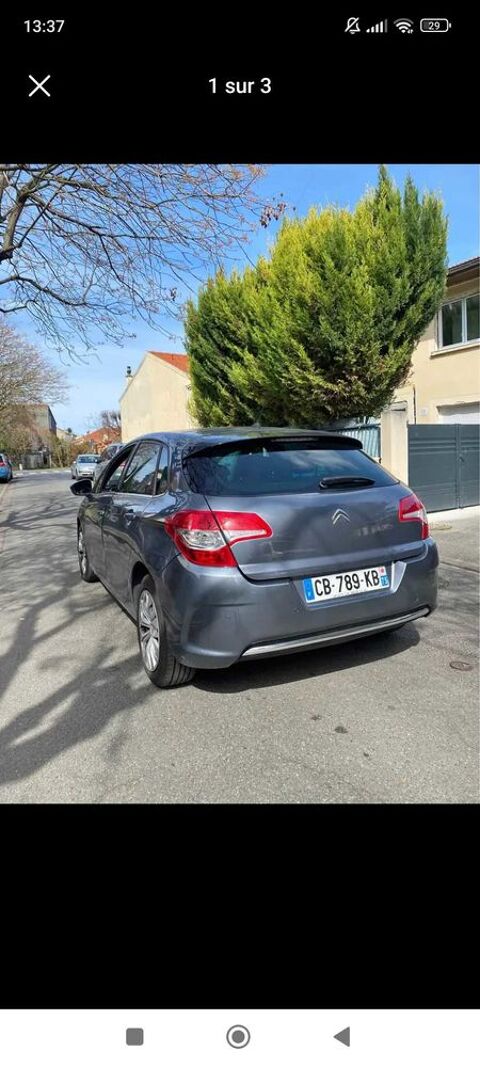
[334, 1026, 350, 1047]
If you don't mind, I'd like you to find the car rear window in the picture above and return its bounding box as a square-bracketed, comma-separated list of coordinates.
[183, 439, 397, 495]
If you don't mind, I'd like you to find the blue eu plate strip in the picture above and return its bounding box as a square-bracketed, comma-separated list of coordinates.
[303, 578, 315, 602]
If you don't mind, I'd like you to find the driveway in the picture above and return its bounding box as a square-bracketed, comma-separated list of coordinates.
[0, 471, 478, 803]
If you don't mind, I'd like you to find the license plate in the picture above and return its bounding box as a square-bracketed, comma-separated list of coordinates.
[303, 565, 390, 603]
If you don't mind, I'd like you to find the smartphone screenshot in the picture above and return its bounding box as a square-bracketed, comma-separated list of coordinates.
[1, 9, 478, 1064]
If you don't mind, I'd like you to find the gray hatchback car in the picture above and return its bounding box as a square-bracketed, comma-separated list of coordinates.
[70, 428, 438, 688]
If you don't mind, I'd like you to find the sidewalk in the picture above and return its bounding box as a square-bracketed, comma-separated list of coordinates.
[428, 504, 480, 524]
[428, 506, 479, 572]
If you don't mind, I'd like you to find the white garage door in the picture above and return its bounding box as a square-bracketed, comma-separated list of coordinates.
[437, 402, 480, 424]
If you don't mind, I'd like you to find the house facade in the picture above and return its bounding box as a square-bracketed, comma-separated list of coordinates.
[27, 403, 57, 437]
[393, 257, 480, 424]
[18, 403, 58, 468]
[119, 351, 194, 442]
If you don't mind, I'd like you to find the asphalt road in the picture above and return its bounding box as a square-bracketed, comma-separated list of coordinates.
[0, 471, 478, 803]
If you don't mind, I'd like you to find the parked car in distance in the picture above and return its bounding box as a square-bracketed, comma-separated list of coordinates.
[92, 442, 123, 487]
[71, 454, 101, 480]
[0, 452, 13, 481]
[70, 428, 439, 689]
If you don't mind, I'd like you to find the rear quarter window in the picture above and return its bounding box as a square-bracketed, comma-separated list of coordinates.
[183, 440, 397, 495]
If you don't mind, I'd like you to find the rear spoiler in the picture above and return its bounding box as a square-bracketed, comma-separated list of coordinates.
[183, 433, 363, 459]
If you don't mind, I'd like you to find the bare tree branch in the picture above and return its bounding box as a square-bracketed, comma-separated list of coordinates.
[99, 409, 121, 431]
[0, 164, 286, 356]
[0, 320, 68, 418]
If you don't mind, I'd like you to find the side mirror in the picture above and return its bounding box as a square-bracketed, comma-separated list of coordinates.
[70, 477, 93, 496]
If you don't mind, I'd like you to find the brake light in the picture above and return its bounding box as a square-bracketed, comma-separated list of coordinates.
[163, 509, 272, 567]
[398, 493, 429, 539]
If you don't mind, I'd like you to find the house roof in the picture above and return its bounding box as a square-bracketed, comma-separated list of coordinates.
[447, 256, 479, 286]
[25, 402, 54, 414]
[149, 351, 189, 373]
[77, 427, 121, 445]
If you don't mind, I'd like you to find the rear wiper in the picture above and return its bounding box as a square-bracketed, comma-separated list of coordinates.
[318, 476, 375, 489]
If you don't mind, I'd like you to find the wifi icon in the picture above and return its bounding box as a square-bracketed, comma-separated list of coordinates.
[394, 18, 414, 32]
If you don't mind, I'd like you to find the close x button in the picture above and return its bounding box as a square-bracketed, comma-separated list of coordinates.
[28, 74, 51, 97]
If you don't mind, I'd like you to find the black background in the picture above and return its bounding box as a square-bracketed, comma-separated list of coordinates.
[3, 11, 479, 159]
[2, 806, 478, 1006]
[1, 7, 479, 1010]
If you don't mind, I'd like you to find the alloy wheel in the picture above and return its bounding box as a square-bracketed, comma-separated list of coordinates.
[78, 529, 88, 575]
[138, 589, 160, 671]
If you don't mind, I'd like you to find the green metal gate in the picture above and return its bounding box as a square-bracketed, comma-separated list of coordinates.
[408, 424, 480, 511]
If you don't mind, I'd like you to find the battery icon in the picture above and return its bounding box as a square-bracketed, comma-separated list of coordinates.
[420, 18, 452, 31]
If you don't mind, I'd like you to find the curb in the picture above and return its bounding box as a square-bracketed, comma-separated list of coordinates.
[427, 506, 480, 523]
[0, 482, 9, 552]
[439, 558, 480, 574]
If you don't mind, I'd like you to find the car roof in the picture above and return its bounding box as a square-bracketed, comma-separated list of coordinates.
[125, 426, 362, 452]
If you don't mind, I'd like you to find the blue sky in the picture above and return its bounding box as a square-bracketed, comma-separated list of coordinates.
[19, 163, 478, 434]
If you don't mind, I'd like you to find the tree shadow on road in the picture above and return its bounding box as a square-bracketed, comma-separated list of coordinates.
[0, 479, 151, 794]
[0, 551, 152, 790]
[0, 641, 148, 791]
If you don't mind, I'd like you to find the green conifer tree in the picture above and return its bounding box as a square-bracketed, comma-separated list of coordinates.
[185, 166, 448, 426]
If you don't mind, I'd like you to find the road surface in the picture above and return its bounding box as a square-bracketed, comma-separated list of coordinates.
[0, 471, 478, 803]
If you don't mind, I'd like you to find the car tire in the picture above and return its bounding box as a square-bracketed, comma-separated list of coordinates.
[136, 574, 196, 689]
[77, 524, 98, 583]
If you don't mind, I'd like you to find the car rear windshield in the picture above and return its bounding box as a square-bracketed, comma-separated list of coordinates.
[183, 439, 397, 496]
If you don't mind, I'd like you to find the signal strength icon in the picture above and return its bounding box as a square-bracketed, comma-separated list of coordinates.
[366, 19, 388, 32]
[394, 18, 414, 32]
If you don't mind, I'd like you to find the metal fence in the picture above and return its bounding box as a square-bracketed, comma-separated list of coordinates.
[323, 422, 381, 460]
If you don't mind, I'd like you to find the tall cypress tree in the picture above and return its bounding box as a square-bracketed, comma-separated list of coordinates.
[185, 166, 448, 426]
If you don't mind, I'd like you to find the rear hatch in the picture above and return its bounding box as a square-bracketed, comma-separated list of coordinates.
[183, 435, 426, 581]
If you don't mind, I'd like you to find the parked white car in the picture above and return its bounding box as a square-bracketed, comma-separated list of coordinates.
[71, 454, 101, 480]
[92, 442, 123, 487]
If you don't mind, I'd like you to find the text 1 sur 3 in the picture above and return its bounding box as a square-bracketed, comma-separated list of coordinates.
[208, 78, 272, 94]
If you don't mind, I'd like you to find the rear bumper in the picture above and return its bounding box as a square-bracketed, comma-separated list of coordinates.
[241, 606, 430, 659]
[160, 538, 439, 670]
